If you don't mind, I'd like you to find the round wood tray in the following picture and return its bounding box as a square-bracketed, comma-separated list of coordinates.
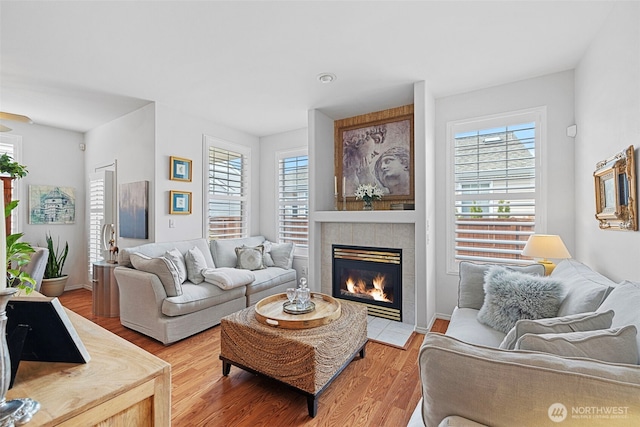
[254, 292, 341, 329]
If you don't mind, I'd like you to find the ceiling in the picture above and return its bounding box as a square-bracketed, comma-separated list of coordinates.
[0, 1, 617, 137]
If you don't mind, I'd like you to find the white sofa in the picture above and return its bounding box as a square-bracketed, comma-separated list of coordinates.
[114, 236, 297, 344]
[409, 259, 640, 427]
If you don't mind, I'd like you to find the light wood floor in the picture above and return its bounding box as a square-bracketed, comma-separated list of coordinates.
[58, 289, 448, 427]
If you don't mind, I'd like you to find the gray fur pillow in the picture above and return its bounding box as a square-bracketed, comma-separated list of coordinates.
[477, 266, 565, 334]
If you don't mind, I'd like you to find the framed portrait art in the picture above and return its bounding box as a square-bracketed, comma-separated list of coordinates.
[170, 156, 192, 182]
[170, 190, 192, 215]
[593, 145, 637, 231]
[335, 105, 414, 201]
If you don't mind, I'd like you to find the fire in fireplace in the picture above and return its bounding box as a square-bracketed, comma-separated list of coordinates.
[332, 245, 402, 321]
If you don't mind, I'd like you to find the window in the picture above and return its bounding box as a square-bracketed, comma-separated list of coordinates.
[277, 150, 308, 253]
[87, 170, 115, 279]
[205, 138, 250, 240]
[447, 109, 545, 272]
[0, 134, 23, 234]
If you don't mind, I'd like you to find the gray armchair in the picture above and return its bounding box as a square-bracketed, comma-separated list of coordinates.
[19, 247, 49, 292]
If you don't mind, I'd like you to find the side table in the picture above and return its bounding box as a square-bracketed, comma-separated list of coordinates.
[92, 261, 119, 317]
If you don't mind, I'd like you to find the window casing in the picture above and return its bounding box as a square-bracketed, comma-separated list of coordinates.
[0, 134, 23, 234]
[205, 137, 250, 240]
[446, 108, 545, 273]
[277, 150, 308, 255]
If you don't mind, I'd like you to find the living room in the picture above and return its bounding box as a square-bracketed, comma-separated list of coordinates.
[1, 1, 639, 425]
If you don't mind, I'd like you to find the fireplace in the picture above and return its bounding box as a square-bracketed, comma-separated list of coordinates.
[332, 244, 402, 321]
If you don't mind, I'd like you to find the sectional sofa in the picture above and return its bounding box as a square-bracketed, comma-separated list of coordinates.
[114, 236, 297, 344]
[409, 259, 640, 426]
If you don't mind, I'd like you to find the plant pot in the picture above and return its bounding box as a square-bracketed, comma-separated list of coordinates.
[40, 276, 68, 297]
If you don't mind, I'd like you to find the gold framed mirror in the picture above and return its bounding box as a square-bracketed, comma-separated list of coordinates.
[593, 145, 637, 230]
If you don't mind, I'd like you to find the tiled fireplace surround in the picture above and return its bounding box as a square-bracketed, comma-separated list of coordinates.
[320, 222, 416, 326]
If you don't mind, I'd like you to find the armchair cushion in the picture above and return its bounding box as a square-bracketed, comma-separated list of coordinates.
[596, 280, 640, 356]
[129, 252, 183, 297]
[500, 310, 615, 350]
[477, 266, 564, 333]
[164, 249, 187, 283]
[263, 241, 295, 269]
[235, 245, 266, 271]
[551, 259, 615, 316]
[515, 325, 639, 365]
[185, 246, 208, 284]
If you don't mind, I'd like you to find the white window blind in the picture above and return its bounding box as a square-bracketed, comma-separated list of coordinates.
[87, 170, 115, 279]
[278, 153, 308, 248]
[449, 113, 541, 269]
[207, 146, 249, 240]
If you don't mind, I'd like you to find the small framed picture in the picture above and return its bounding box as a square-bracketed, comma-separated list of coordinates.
[170, 190, 192, 215]
[170, 156, 192, 182]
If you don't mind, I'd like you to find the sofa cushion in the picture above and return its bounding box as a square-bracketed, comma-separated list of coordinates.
[477, 266, 564, 334]
[551, 259, 615, 316]
[458, 262, 545, 310]
[162, 282, 246, 317]
[235, 245, 266, 271]
[118, 238, 215, 269]
[263, 241, 295, 269]
[515, 325, 639, 365]
[210, 236, 266, 268]
[500, 310, 615, 350]
[185, 246, 208, 284]
[164, 249, 187, 283]
[245, 267, 297, 296]
[445, 307, 506, 347]
[130, 252, 183, 297]
[202, 267, 255, 290]
[597, 280, 640, 358]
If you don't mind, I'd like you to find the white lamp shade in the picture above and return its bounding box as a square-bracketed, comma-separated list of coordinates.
[522, 234, 571, 259]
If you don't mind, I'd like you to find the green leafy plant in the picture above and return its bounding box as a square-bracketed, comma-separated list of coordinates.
[5, 200, 35, 292]
[44, 233, 69, 279]
[0, 153, 28, 179]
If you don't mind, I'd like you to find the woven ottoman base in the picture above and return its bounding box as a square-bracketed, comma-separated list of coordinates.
[219, 300, 368, 417]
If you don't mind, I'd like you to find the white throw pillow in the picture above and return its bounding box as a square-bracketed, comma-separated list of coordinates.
[185, 246, 209, 284]
[202, 267, 255, 290]
[129, 252, 183, 297]
[263, 240, 295, 269]
[500, 310, 615, 350]
[164, 248, 187, 283]
[515, 325, 639, 365]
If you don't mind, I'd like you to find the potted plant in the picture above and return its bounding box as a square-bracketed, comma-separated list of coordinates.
[40, 233, 69, 297]
[5, 200, 36, 293]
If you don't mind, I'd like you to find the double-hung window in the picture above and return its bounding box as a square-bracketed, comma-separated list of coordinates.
[277, 150, 308, 254]
[205, 137, 250, 240]
[447, 108, 545, 272]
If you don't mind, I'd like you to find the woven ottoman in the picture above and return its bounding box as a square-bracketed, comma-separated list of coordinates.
[219, 300, 368, 417]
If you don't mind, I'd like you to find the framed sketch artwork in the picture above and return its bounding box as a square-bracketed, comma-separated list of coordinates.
[170, 190, 192, 215]
[593, 145, 637, 231]
[170, 156, 192, 182]
[29, 185, 76, 224]
[335, 105, 414, 201]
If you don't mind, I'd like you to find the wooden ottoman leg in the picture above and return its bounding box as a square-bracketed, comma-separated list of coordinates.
[222, 359, 231, 376]
[307, 396, 318, 418]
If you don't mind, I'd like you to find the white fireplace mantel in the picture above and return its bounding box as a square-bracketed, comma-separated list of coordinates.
[313, 210, 416, 224]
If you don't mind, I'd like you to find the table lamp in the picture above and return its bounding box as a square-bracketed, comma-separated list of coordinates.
[522, 234, 571, 275]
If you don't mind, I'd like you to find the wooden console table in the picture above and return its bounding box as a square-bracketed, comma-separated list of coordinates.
[6, 308, 171, 426]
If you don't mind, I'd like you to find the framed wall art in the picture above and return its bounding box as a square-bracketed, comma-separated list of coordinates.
[29, 185, 76, 224]
[119, 181, 149, 239]
[335, 105, 414, 202]
[170, 156, 192, 182]
[170, 190, 192, 215]
[593, 145, 637, 231]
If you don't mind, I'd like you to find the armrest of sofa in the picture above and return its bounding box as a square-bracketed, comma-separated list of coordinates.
[419, 333, 640, 427]
[114, 266, 168, 311]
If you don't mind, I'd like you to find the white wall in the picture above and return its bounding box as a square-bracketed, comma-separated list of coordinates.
[154, 103, 260, 242]
[85, 103, 156, 250]
[258, 128, 308, 241]
[434, 71, 576, 315]
[6, 121, 86, 288]
[574, 2, 640, 281]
